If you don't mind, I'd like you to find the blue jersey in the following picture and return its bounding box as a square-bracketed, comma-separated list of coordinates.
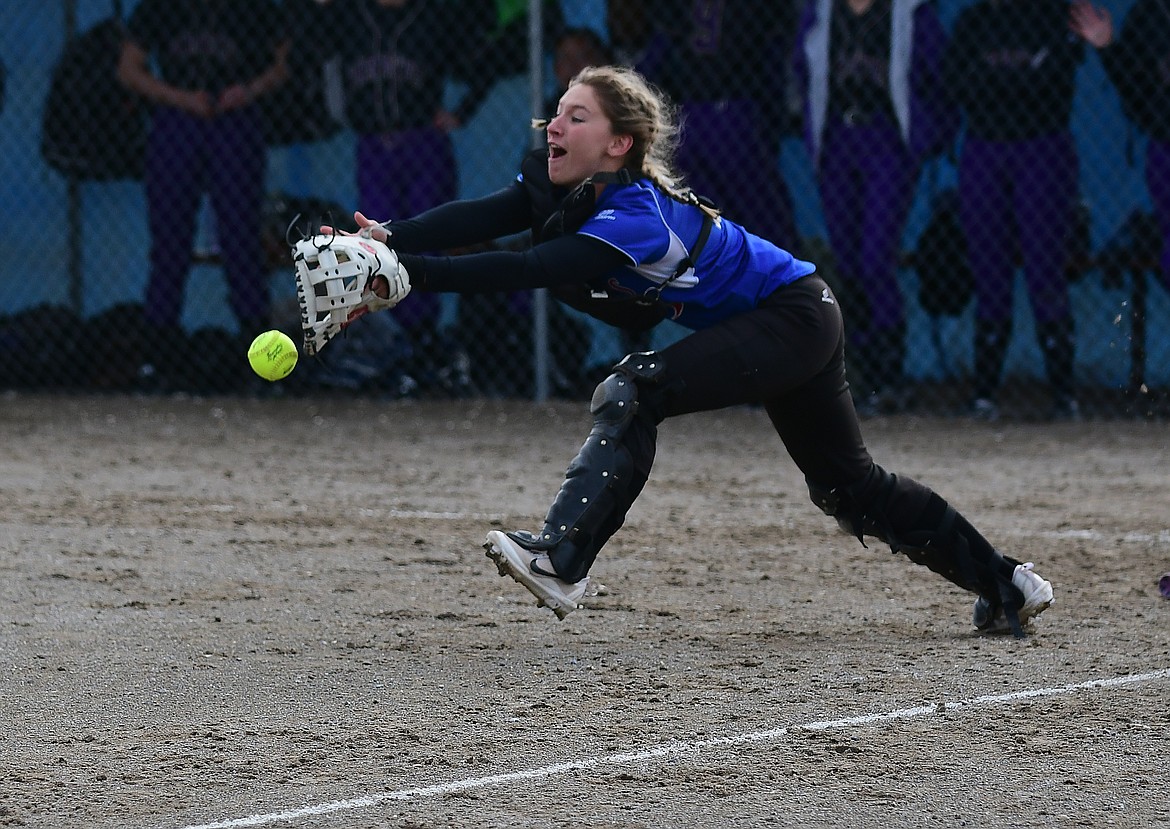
[575, 179, 815, 330]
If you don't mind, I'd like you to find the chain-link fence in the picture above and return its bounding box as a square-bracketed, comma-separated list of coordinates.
[2, 0, 1167, 419]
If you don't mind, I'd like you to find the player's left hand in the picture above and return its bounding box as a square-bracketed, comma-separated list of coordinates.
[292, 233, 411, 355]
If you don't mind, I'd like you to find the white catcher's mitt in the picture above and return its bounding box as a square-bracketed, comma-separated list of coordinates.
[292, 232, 410, 356]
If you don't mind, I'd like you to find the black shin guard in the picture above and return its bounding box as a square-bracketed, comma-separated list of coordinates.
[510, 353, 667, 582]
[809, 464, 1025, 629]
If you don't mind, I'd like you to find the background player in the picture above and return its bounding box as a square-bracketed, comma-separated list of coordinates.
[117, 0, 288, 388]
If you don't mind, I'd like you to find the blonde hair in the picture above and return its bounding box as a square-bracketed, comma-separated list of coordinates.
[534, 65, 720, 219]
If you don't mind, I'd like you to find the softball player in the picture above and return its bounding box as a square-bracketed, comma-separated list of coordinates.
[942, 0, 1085, 421]
[118, 0, 287, 343]
[353, 66, 1053, 636]
[795, 0, 954, 414]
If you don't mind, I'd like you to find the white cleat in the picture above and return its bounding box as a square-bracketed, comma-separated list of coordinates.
[973, 562, 1054, 636]
[484, 531, 590, 620]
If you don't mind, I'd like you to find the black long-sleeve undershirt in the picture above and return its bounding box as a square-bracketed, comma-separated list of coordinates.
[398, 233, 633, 293]
[387, 178, 635, 293]
[387, 183, 532, 254]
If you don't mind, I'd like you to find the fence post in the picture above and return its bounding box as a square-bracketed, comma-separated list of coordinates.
[528, 0, 550, 402]
[65, 0, 84, 317]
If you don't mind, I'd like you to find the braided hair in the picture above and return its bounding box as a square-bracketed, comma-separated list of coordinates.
[534, 65, 721, 220]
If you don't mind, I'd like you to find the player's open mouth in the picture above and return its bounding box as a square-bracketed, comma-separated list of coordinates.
[548, 145, 567, 159]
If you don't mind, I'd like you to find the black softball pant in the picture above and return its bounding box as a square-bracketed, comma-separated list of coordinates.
[656, 273, 872, 490]
[574, 272, 1011, 595]
[547, 274, 878, 580]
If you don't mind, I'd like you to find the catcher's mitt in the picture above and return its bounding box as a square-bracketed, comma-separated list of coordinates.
[292, 232, 410, 356]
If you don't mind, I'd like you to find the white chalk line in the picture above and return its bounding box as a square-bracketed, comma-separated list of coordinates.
[1002, 527, 1170, 545]
[381, 508, 504, 521]
[174, 668, 1170, 829]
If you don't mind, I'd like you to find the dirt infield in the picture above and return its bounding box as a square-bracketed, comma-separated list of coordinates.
[2, 392, 1168, 829]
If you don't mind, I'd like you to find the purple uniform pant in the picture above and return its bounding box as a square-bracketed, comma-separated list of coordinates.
[676, 100, 798, 253]
[356, 127, 457, 330]
[959, 133, 1077, 325]
[818, 117, 918, 341]
[1145, 137, 1170, 290]
[144, 106, 268, 329]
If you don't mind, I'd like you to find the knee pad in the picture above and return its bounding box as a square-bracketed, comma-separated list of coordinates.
[588, 369, 640, 439]
[610, 350, 671, 424]
[584, 349, 669, 439]
[613, 351, 668, 383]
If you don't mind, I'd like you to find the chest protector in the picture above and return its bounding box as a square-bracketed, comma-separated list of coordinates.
[519, 149, 714, 332]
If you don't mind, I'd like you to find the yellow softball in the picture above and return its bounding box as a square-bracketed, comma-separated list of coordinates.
[247, 330, 298, 382]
